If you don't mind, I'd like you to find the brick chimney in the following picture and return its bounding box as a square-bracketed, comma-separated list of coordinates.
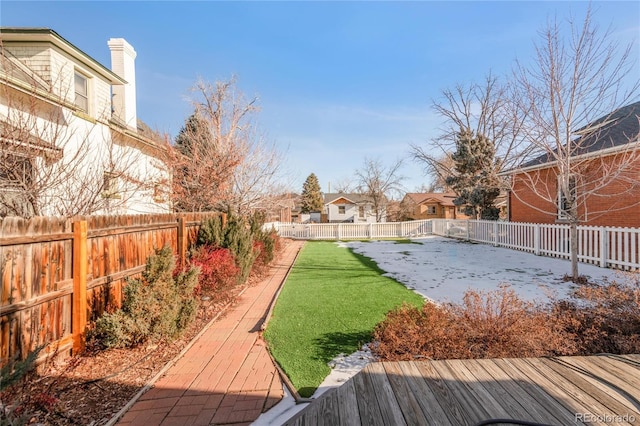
[107, 38, 137, 129]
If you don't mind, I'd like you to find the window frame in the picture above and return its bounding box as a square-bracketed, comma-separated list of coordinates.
[426, 205, 437, 215]
[102, 171, 121, 199]
[338, 205, 346, 215]
[74, 71, 89, 113]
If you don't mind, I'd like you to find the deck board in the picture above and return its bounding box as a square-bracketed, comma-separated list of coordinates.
[396, 361, 455, 425]
[283, 355, 640, 426]
[382, 362, 430, 425]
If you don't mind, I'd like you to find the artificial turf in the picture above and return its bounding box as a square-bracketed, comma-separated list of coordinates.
[263, 240, 424, 397]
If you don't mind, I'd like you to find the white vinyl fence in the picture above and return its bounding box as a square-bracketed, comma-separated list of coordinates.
[431, 219, 640, 271]
[266, 219, 640, 271]
[264, 220, 432, 240]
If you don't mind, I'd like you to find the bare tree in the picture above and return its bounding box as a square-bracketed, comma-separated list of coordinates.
[510, 7, 640, 279]
[411, 75, 530, 192]
[331, 177, 355, 194]
[169, 76, 284, 215]
[223, 133, 285, 216]
[355, 157, 405, 222]
[0, 50, 157, 218]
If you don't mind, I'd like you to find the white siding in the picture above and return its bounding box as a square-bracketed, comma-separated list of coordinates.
[1, 37, 170, 216]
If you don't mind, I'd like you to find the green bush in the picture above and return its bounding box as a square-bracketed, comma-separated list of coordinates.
[90, 246, 199, 349]
[250, 213, 279, 268]
[224, 214, 256, 283]
[196, 212, 258, 284]
[196, 215, 225, 247]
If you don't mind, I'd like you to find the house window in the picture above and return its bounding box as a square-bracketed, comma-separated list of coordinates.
[557, 174, 576, 220]
[457, 205, 465, 214]
[153, 182, 168, 203]
[74, 72, 89, 112]
[0, 155, 33, 189]
[338, 205, 346, 214]
[426, 206, 437, 215]
[102, 172, 120, 199]
[359, 206, 365, 218]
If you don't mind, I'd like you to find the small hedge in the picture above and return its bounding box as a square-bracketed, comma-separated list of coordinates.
[372, 275, 640, 361]
[90, 246, 199, 349]
[196, 212, 279, 284]
[190, 246, 239, 296]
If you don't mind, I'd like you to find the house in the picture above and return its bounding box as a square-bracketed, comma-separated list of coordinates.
[401, 192, 472, 220]
[0, 28, 170, 218]
[322, 193, 380, 223]
[505, 101, 640, 228]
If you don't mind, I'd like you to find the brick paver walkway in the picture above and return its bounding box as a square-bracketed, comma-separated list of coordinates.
[116, 240, 304, 426]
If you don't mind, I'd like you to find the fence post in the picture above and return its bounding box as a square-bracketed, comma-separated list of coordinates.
[369, 222, 373, 239]
[534, 224, 540, 255]
[493, 221, 498, 247]
[600, 228, 608, 268]
[72, 220, 87, 354]
[221, 212, 227, 227]
[466, 220, 470, 241]
[178, 216, 187, 266]
[337, 223, 342, 240]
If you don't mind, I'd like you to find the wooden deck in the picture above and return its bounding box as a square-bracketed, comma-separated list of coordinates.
[284, 355, 640, 426]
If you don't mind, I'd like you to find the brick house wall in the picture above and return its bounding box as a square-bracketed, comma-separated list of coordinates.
[509, 153, 640, 227]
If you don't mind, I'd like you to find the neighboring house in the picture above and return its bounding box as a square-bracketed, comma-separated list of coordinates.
[401, 193, 472, 220]
[323, 193, 380, 223]
[0, 28, 170, 217]
[505, 101, 640, 228]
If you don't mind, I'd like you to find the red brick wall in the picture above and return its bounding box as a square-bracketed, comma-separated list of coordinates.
[510, 154, 640, 228]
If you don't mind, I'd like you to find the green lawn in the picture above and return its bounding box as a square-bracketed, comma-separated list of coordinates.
[263, 241, 424, 397]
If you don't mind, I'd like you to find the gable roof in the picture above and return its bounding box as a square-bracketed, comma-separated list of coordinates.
[403, 192, 458, 207]
[323, 193, 373, 205]
[518, 101, 640, 170]
[0, 27, 125, 85]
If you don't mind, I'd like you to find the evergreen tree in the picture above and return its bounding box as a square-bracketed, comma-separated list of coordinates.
[174, 113, 212, 156]
[446, 129, 501, 220]
[300, 173, 323, 213]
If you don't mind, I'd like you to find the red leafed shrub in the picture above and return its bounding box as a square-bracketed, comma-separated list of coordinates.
[190, 245, 239, 295]
[372, 286, 575, 361]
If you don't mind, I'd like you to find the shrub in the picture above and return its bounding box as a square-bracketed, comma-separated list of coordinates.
[253, 229, 279, 270]
[190, 246, 239, 295]
[372, 287, 575, 361]
[90, 246, 199, 349]
[249, 213, 279, 272]
[196, 212, 258, 284]
[552, 274, 640, 354]
[223, 214, 256, 283]
[449, 287, 575, 358]
[197, 215, 225, 248]
[372, 302, 456, 361]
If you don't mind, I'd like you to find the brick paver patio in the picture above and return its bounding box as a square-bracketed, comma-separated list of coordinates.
[116, 240, 304, 426]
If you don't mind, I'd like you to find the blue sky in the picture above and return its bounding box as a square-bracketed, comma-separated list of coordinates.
[1, 1, 638, 194]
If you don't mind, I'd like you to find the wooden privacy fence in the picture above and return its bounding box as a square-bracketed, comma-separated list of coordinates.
[0, 212, 222, 366]
[431, 219, 640, 271]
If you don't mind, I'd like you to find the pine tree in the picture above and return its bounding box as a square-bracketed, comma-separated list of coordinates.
[174, 113, 211, 156]
[446, 129, 501, 220]
[300, 173, 323, 213]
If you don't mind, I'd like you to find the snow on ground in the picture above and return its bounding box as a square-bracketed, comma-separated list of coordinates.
[253, 235, 628, 425]
[345, 235, 623, 305]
